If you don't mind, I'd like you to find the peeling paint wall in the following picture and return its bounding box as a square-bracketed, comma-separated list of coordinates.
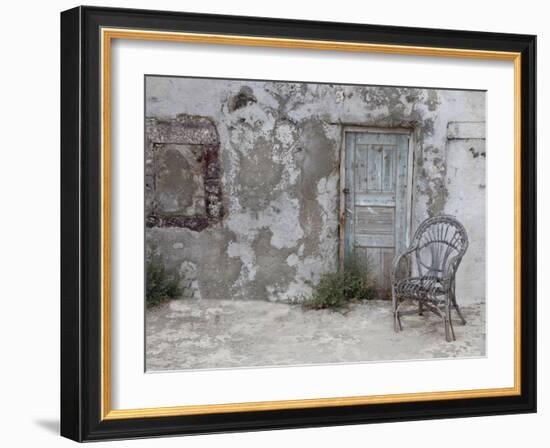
[145, 76, 486, 304]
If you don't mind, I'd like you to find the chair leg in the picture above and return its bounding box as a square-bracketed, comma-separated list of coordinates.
[392, 289, 401, 332]
[451, 288, 467, 325]
[448, 315, 456, 341]
[453, 303, 467, 325]
[444, 317, 451, 342]
[444, 317, 456, 342]
[444, 302, 456, 342]
[394, 311, 402, 332]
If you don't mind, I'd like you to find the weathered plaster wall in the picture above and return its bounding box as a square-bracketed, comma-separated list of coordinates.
[145, 76, 486, 304]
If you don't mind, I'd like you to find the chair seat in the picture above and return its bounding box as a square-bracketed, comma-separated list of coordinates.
[395, 276, 448, 301]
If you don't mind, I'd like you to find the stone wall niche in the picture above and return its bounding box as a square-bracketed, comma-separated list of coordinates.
[145, 114, 223, 231]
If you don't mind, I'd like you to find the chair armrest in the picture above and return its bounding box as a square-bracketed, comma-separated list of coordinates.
[391, 245, 417, 284]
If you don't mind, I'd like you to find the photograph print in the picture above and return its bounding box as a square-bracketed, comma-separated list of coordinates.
[144, 75, 486, 372]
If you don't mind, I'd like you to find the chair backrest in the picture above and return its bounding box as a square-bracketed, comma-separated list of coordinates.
[411, 215, 468, 279]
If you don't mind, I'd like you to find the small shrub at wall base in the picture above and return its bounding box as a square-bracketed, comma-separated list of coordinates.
[146, 251, 183, 308]
[303, 258, 374, 310]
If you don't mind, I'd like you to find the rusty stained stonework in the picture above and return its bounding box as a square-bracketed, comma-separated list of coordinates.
[145, 115, 223, 231]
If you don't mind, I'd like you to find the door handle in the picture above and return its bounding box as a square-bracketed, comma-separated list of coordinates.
[346, 207, 354, 215]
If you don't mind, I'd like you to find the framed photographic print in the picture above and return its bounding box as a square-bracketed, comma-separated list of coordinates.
[60, 6, 536, 442]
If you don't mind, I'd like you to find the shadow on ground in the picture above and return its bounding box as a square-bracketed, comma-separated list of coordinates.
[34, 419, 59, 435]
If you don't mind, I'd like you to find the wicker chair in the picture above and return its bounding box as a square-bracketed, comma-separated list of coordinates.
[392, 215, 469, 342]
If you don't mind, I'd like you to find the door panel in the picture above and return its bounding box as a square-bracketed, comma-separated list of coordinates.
[354, 234, 394, 247]
[354, 195, 395, 206]
[343, 131, 411, 298]
[366, 146, 382, 191]
[369, 248, 394, 291]
[382, 148, 394, 192]
[355, 206, 394, 234]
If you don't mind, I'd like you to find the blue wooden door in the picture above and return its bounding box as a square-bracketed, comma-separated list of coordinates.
[343, 131, 411, 298]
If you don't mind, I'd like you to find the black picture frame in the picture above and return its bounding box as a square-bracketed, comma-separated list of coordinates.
[61, 5, 536, 442]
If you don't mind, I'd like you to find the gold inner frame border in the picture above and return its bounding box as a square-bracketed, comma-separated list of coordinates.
[99, 27, 522, 420]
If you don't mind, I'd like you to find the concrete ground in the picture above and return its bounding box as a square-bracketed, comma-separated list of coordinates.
[146, 299, 486, 371]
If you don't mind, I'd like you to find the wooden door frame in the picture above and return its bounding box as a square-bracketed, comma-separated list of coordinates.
[338, 126, 415, 269]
